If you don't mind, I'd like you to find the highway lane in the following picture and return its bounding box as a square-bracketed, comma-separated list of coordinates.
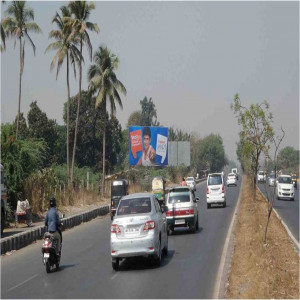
[257, 182, 299, 242]
[1, 180, 241, 299]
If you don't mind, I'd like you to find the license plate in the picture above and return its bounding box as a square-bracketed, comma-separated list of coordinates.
[44, 253, 50, 258]
[175, 219, 185, 225]
[125, 228, 138, 233]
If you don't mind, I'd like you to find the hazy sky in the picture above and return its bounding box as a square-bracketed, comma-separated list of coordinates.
[1, 1, 299, 161]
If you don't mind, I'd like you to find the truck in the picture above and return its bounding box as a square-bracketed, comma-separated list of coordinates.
[110, 179, 128, 220]
[1, 164, 7, 236]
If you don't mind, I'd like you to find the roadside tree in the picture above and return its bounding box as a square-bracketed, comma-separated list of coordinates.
[2, 1, 42, 139]
[231, 93, 274, 200]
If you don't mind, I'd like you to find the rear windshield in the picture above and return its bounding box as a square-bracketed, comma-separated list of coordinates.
[186, 177, 194, 181]
[269, 174, 275, 178]
[168, 191, 191, 203]
[278, 177, 292, 184]
[208, 175, 222, 185]
[117, 197, 151, 215]
[259, 171, 264, 175]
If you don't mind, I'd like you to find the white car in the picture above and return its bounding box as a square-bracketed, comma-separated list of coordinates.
[186, 177, 196, 191]
[268, 173, 276, 186]
[257, 171, 266, 183]
[276, 175, 295, 201]
[226, 173, 237, 187]
[110, 193, 168, 270]
[206, 173, 226, 208]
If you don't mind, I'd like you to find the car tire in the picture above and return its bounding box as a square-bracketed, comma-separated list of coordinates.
[207, 203, 210, 209]
[291, 198, 294, 201]
[190, 224, 196, 234]
[223, 201, 227, 208]
[195, 216, 199, 231]
[112, 258, 119, 271]
[153, 239, 162, 266]
[162, 235, 168, 256]
[1, 211, 4, 236]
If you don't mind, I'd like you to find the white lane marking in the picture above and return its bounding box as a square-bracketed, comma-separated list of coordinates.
[257, 187, 300, 252]
[111, 272, 119, 280]
[7, 274, 38, 292]
[213, 179, 243, 299]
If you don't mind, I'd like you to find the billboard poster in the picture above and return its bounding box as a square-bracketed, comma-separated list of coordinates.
[129, 126, 168, 166]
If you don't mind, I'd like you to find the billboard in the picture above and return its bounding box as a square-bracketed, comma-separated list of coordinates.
[129, 126, 168, 166]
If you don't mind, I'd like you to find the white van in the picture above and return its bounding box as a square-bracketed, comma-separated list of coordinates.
[206, 173, 226, 208]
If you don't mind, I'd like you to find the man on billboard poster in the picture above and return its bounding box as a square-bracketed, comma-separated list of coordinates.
[137, 126, 156, 166]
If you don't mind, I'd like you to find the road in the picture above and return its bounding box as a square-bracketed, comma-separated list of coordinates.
[257, 182, 299, 243]
[1, 179, 241, 299]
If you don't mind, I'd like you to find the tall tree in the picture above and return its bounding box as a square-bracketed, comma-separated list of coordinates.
[140, 96, 158, 126]
[2, 1, 42, 139]
[231, 93, 274, 200]
[88, 46, 126, 196]
[45, 6, 81, 184]
[65, 0, 99, 183]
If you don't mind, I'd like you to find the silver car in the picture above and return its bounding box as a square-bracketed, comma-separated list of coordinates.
[110, 193, 168, 271]
[186, 177, 196, 191]
[268, 173, 276, 186]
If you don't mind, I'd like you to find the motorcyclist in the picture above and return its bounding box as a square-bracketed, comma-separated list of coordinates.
[45, 196, 62, 255]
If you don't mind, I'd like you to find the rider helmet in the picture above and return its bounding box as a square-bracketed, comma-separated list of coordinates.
[49, 196, 56, 208]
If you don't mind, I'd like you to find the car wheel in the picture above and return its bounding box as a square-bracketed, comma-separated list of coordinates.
[153, 239, 162, 266]
[207, 203, 210, 209]
[1, 211, 4, 236]
[190, 224, 196, 234]
[112, 258, 119, 271]
[162, 235, 168, 256]
[291, 198, 294, 201]
[223, 201, 227, 208]
[195, 216, 199, 230]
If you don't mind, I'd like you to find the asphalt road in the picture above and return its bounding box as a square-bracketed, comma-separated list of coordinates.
[1, 179, 241, 299]
[257, 182, 299, 242]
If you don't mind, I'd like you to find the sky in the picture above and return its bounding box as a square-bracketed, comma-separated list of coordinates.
[1, 0, 299, 162]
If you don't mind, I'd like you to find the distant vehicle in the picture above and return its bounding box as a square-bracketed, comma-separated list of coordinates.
[186, 177, 196, 191]
[226, 173, 237, 187]
[268, 173, 276, 187]
[152, 177, 166, 203]
[206, 173, 226, 208]
[110, 193, 168, 270]
[276, 175, 294, 201]
[1, 164, 7, 236]
[257, 171, 266, 183]
[231, 168, 238, 180]
[291, 174, 298, 189]
[165, 186, 199, 234]
[110, 179, 128, 220]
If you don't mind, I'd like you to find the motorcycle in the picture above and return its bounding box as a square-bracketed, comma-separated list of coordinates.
[41, 224, 63, 273]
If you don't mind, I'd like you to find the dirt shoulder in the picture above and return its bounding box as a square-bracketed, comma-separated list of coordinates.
[226, 176, 299, 299]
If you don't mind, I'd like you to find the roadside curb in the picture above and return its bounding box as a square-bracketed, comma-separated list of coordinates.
[213, 177, 243, 299]
[257, 187, 300, 253]
[1, 205, 109, 255]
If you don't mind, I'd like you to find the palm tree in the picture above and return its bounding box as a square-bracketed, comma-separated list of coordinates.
[2, 1, 42, 139]
[88, 46, 126, 196]
[64, 0, 99, 183]
[45, 6, 82, 185]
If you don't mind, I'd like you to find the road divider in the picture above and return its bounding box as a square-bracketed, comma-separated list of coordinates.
[1, 205, 109, 255]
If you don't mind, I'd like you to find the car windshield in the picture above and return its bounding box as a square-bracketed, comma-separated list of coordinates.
[278, 177, 292, 184]
[186, 177, 194, 181]
[259, 171, 264, 175]
[208, 175, 222, 185]
[168, 191, 190, 203]
[117, 197, 151, 215]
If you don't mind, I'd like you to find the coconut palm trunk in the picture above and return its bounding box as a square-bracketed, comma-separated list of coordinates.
[16, 35, 22, 139]
[66, 51, 70, 184]
[102, 123, 106, 196]
[71, 40, 82, 183]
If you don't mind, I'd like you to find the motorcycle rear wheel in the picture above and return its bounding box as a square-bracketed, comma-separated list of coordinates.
[46, 261, 51, 273]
